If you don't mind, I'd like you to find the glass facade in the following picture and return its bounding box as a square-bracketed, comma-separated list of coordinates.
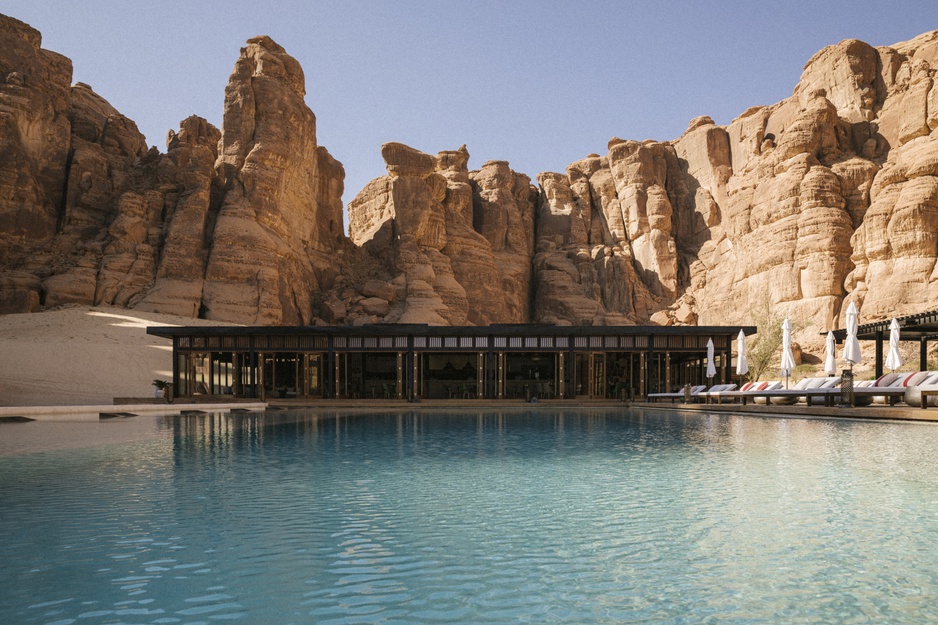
[152, 325, 753, 401]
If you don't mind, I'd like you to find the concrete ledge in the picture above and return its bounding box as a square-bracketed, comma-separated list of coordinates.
[0, 402, 268, 421]
[630, 401, 938, 423]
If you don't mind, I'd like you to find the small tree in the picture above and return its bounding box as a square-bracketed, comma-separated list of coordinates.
[746, 298, 784, 382]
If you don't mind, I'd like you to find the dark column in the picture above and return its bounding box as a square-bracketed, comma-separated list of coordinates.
[647, 334, 655, 397]
[406, 335, 415, 401]
[487, 335, 495, 399]
[724, 335, 732, 383]
[875, 330, 884, 378]
[172, 337, 180, 396]
[922, 338, 929, 372]
[568, 339, 576, 399]
[327, 336, 335, 399]
[249, 336, 256, 398]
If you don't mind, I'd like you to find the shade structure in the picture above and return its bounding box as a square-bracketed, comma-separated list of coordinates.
[824, 331, 837, 376]
[780, 318, 796, 387]
[884, 318, 903, 372]
[842, 301, 862, 366]
[735, 329, 749, 377]
[706, 338, 716, 380]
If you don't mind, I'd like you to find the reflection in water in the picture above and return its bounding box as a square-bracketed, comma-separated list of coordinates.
[2, 408, 938, 624]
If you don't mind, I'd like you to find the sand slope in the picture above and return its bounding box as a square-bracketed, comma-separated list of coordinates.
[0, 306, 232, 407]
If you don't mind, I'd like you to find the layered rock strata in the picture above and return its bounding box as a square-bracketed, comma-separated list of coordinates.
[3, 11, 938, 342]
[0, 17, 348, 325]
[347, 143, 536, 325]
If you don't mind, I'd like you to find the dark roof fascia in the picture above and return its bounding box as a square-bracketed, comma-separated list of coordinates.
[828, 309, 938, 342]
[147, 324, 757, 340]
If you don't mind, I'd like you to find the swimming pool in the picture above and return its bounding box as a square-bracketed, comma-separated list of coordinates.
[2, 408, 937, 623]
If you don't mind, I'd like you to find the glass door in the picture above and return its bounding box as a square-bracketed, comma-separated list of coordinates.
[591, 353, 606, 398]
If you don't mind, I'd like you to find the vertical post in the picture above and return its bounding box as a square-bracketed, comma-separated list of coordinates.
[407, 335, 415, 401]
[558, 352, 565, 399]
[875, 330, 884, 378]
[665, 351, 671, 392]
[640, 351, 647, 398]
[488, 336, 495, 399]
[724, 335, 732, 383]
[477, 351, 484, 398]
[248, 336, 256, 398]
[568, 339, 575, 399]
[172, 336, 180, 398]
[921, 338, 929, 372]
[326, 336, 335, 399]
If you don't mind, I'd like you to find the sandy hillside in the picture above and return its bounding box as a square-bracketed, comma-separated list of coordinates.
[0, 305, 233, 407]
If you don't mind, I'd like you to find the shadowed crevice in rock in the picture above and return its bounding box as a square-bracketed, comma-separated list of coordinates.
[2, 12, 938, 347]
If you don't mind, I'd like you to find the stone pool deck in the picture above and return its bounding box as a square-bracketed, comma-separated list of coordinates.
[628, 401, 938, 423]
[0, 401, 268, 421]
[262, 398, 938, 423]
[3, 398, 937, 423]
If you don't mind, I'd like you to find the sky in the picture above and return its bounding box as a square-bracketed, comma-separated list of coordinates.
[2, 1, 935, 229]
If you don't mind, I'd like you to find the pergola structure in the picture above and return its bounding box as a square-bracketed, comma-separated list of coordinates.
[830, 309, 938, 376]
[148, 323, 756, 402]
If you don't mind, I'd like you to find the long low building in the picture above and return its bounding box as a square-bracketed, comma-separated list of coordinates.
[147, 324, 756, 401]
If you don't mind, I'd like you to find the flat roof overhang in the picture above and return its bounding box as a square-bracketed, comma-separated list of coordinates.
[829, 309, 938, 343]
[827, 309, 938, 376]
[148, 323, 759, 340]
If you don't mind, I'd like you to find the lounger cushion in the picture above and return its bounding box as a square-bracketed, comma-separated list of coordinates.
[901, 371, 929, 387]
[922, 372, 938, 385]
[874, 372, 900, 387]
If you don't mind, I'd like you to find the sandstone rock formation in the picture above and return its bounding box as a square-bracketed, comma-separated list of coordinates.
[535, 28, 938, 340]
[347, 143, 536, 325]
[0, 16, 349, 325]
[201, 35, 345, 324]
[4, 10, 938, 347]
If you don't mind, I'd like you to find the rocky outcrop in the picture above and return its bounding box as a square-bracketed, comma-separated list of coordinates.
[201, 36, 345, 324]
[0, 18, 347, 325]
[0, 16, 72, 312]
[347, 143, 536, 325]
[4, 11, 938, 343]
[538, 29, 938, 339]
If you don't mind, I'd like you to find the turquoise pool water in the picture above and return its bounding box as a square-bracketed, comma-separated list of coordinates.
[2, 408, 938, 624]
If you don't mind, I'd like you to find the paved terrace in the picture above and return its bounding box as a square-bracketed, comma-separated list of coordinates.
[266, 398, 938, 423]
[3, 398, 937, 424]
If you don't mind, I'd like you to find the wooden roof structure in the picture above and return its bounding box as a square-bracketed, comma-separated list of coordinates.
[829, 309, 938, 375]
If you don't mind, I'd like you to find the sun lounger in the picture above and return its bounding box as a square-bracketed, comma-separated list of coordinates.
[709, 381, 784, 405]
[647, 384, 706, 403]
[851, 371, 931, 406]
[703, 383, 738, 403]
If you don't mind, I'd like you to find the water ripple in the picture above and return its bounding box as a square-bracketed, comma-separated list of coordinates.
[3, 410, 938, 623]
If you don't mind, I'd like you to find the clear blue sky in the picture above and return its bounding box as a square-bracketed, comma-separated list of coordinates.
[2, 1, 934, 225]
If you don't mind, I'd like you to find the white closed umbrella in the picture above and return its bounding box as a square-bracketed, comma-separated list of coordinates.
[885, 318, 903, 372]
[842, 301, 862, 368]
[706, 338, 716, 384]
[824, 331, 837, 376]
[735, 330, 749, 378]
[780, 318, 796, 388]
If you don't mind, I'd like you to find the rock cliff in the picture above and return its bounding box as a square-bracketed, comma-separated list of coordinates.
[3, 11, 938, 342]
[0, 16, 350, 324]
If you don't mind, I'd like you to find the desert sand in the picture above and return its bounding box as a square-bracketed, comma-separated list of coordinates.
[0, 305, 231, 407]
